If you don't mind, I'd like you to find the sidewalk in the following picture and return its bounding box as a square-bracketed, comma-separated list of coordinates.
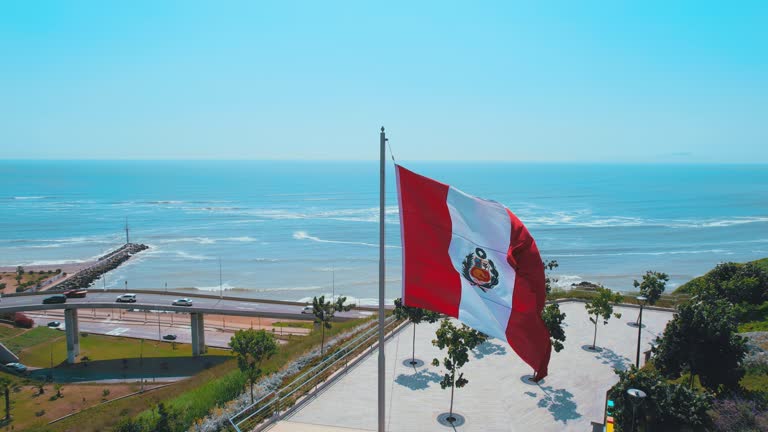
[281, 302, 673, 432]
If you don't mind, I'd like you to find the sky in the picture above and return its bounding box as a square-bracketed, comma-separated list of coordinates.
[1, 1, 766, 162]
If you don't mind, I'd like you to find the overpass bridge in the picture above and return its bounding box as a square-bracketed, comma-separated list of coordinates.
[0, 290, 376, 364]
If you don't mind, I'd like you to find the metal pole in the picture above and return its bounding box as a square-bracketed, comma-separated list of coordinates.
[378, 126, 386, 432]
[219, 257, 223, 299]
[635, 304, 644, 368]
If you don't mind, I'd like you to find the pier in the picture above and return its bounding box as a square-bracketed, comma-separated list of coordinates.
[48, 243, 149, 292]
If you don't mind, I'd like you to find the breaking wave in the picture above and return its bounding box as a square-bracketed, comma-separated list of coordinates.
[292, 231, 400, 248]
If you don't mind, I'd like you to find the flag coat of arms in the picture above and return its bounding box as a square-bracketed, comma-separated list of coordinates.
[396, 164, 552, 379]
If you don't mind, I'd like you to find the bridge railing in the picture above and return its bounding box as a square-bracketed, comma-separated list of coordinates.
[228, 315, 402, 432]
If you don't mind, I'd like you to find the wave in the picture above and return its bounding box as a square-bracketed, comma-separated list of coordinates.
[226, 236, 257, 242]
[297, 295, 395, 306]
[158, 237, 216, 245]
[551, 274, 584, 289]
[192, 283, 238, 291]
[147, 200, 185, 205]
[11, 196, 49, 200]
[292, 231, 401, 248]
[191, 206, 401, 224]
[522, 212, 768, 229]
[548, 249, 728, 258]
[175, 251, 214, 261]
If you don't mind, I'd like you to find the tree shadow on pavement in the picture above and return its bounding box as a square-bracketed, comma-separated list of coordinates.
[525, 384, 582, 423]
[29, 355, 231, 383]
[472, 340, 507, 359]
[395, 369, 442, 391]
[595, 347, 631, 371]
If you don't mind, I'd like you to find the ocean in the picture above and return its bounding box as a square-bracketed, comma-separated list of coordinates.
[1, 161, 767, 304]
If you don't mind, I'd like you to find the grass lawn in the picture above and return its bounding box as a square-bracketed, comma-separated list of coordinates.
[20, 333, 231, 367]
[0, 323, 24, 340]
[49, 315, 376, 432]
[272, 321, 314, 329]
[1, 379, 147, 431]
[2, 326, 63, 355]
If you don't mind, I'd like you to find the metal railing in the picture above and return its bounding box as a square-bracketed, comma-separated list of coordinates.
[228, 315, 401, 432]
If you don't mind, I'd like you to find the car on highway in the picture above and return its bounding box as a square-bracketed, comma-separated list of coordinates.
[47, 321, 61, 328]
[116, 293, 137, 303]
[3, 362, 28, 374]
[172, 298, 193, 307]
[162, 334, 177, 341]
[301, 305, 313, 314]
[42, 294, 67, 304]
[63, 289, 88, 298]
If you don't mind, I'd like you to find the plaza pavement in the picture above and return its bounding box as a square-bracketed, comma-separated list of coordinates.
[277, 301, 674, 432]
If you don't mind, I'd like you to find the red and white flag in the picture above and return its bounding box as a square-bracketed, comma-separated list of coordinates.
[396, 165, 552, 379]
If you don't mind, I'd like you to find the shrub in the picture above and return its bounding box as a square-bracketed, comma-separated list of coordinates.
[711, 396, 768, 432]
[609, 366, 712, 430]
[14, 312, 34, 328]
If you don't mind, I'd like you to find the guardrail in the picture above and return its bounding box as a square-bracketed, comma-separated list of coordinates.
[228, 315, 402, 432]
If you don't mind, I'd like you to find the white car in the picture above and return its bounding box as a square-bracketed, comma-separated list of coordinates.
[301, 305, 313, 314]
[172, 298, 193, 307]
[4, 362, 27, 374]
[116, 293, 137, 303]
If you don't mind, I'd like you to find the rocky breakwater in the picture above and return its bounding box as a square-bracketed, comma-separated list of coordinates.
[53, 243, 149, 291]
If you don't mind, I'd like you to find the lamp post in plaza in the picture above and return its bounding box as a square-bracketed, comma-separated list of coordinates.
[627, 388, 647, 432]
[634, 295, 647, 368]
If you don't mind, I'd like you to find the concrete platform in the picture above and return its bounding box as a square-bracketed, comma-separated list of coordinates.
[281, 302, 673, 431]
[267, 421, 374, 432]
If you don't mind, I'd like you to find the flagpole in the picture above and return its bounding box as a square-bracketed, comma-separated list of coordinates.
[378, 126, 386, 432]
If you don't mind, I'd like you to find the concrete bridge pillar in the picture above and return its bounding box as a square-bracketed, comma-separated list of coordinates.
[191, 312, 206, 356]
[64, 308, 80, 364]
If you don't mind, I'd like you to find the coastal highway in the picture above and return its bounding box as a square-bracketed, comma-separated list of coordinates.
[0, 290, 375, 321]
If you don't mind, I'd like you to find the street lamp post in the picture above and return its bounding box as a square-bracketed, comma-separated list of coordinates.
[635, 295, 647, 368]
[627, 388, 647, 432]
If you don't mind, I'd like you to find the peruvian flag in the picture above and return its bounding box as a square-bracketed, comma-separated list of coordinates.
[396, 165, 552, 380]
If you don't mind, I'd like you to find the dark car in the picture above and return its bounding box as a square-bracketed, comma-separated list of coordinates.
[47, 321, 61, 328]
[63, 289, 87, 298]
[162, 334, 177, 341]
[42, 294, 66, 304]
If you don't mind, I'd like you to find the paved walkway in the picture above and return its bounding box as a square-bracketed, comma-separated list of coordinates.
[280, 302, 673, 432]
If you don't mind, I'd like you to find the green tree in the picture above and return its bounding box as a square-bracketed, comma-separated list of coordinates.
[394, 297, 441, 365]
[431, 319, 488, 424]
[312, 295, 352, 356]
[653, 299, 747, 392]
[113, 417, 143, 432]
[14, 266, 23, 285]
[0, 376, 11, 421]
[633, 270, 669, 306]
[609, 366, 711, 431]
[542, 260, 566, 352]
[688, 262, 768, 306]
[229, 329, 279, 403]
[584, 286, 623, 350]
[0, 282, 5, 290]
[155, 402, 183, 432]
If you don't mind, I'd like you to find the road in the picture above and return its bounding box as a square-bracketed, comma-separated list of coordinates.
[27, 312, 239, 348]
[0, 290, 375, 321]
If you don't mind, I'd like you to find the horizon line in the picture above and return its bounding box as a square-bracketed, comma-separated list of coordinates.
[2, 158, 768, 165]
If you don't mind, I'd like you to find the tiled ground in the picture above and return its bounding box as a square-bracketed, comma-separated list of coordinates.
[280, 302, 673, 432]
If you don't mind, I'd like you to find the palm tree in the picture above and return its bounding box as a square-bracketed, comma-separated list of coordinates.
[312, 295, 352, 356]
[0, 376, 11, 421]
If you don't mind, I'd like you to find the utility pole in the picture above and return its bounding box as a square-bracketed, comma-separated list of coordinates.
[219, 257, 223, 299]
